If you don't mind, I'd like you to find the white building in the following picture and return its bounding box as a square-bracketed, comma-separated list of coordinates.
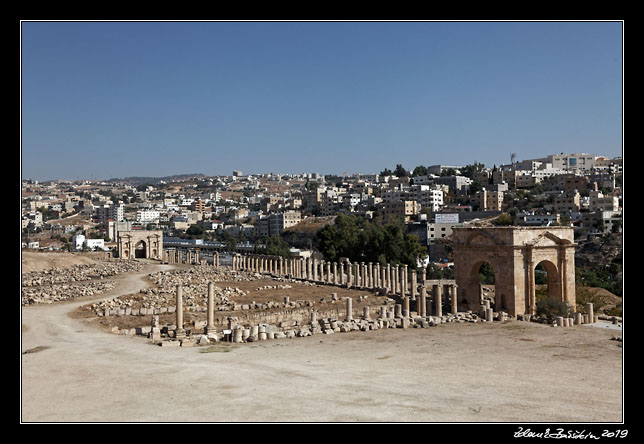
[548, 153, 596, 172]
[589, 191, 620, 212]
[136, 209, 161, 224]
[72, 234, 85, 250]
[516, 212, 561, 226]
[85, 239, 106, 250]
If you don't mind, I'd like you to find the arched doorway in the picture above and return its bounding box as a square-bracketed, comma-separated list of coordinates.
[135, 240, 147, 258]
[534, 260, 561, 301]
[474, 261, 497, 310]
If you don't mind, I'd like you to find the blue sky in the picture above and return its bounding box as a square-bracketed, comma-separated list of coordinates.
[21, 21, 623, 181]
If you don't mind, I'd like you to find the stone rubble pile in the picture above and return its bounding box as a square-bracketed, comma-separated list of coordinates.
[115, 302, 494, 345]
[22, 261, 143, 287]
[22, 281, 116, 305]
[89, 267, 314, 316]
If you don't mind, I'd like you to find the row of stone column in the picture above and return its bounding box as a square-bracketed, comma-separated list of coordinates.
[416, 282, 459, 317]
[229, 253, 457, 300]
[172, 282, 218, 336]
[170, 282, 460, 342]
[164, 250, 220, 266]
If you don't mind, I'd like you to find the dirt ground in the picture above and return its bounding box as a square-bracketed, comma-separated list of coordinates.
[21, 260, 624, 423]
[21, 250, 103, 273]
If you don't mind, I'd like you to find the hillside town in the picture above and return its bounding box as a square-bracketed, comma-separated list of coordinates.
[22, 151, 622, 259]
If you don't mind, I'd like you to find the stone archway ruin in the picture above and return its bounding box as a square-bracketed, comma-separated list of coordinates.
[117, 230, 163, 261]
[451, 227, 575, 316]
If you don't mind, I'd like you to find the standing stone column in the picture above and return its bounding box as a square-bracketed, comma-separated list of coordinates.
[175, 285, 186, 339]
[386, 264, 392, 292]
[586, 303, 594, 324]
[419, 286, 427, 317]
[326, 262, 331, 284]
[312, 258, 318, 281]
[574, 312, 583, 325]
[402, 265, 408, 297]
[411, 270, 417, 301]
[363, 263, 368, 287]
[345, 297, 353, 321]
[435, 284, 443, 317]
[363, 306, 370, 320]
[374, 263, 380, 288]
[403, 296, 410, 318]
[450, 285, 458, 314]
[333, 262, 338, 285]
[391, 265, 400, 294]
[381, 266, 386, 291]
[206, 282, 216, 334]
[356, 262, 364, 287]
[368, 262, 373, 288]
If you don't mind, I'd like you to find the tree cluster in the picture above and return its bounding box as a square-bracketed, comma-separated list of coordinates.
[315, 213, 427, 267]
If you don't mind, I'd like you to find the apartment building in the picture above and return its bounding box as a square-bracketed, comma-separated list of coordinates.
[136, 209, 160, 224]
[553, 192, 581, 214]
[94, 202, 124, 224]
[474, 189, 504, 211]
[589, 191, 620, 212]
[548, 153, 596, 172]
[191, 199, 205, 212]
[516, 212, 560, 226]
[383, 200, 420, 223]
[256, 210, 302, 238]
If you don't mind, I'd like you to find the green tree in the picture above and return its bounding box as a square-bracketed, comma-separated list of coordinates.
[469, 180, 484, 194]
[461, 162, 485, 179]
[262, 235, 292, 258]
[305, 180, 319, 191]
[186, 224, 205, 237]
[478, 262, 495, 285]
[440, 168, 456, 177]
[412, 165, 428, 177]
[491, 213, 514, 226]
[316, 213, 426, 267]
[393, 164, 408, 178]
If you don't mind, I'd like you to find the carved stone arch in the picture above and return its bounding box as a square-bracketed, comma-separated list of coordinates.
[465, 230, 499, 246]
[528, 231, 571, 247]
[117, 230, 164, 261]
[452, 227, 575, 316]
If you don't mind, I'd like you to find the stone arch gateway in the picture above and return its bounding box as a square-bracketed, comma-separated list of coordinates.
[117, 230, 163, 261]
[451, 227, 575, 316]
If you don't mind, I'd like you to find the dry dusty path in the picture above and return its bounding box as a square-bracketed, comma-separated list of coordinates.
[21, 264, 624, 423]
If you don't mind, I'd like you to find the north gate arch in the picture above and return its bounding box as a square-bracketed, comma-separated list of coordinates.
[117, 230, 163, 261]
[451, 227, 575, 316]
